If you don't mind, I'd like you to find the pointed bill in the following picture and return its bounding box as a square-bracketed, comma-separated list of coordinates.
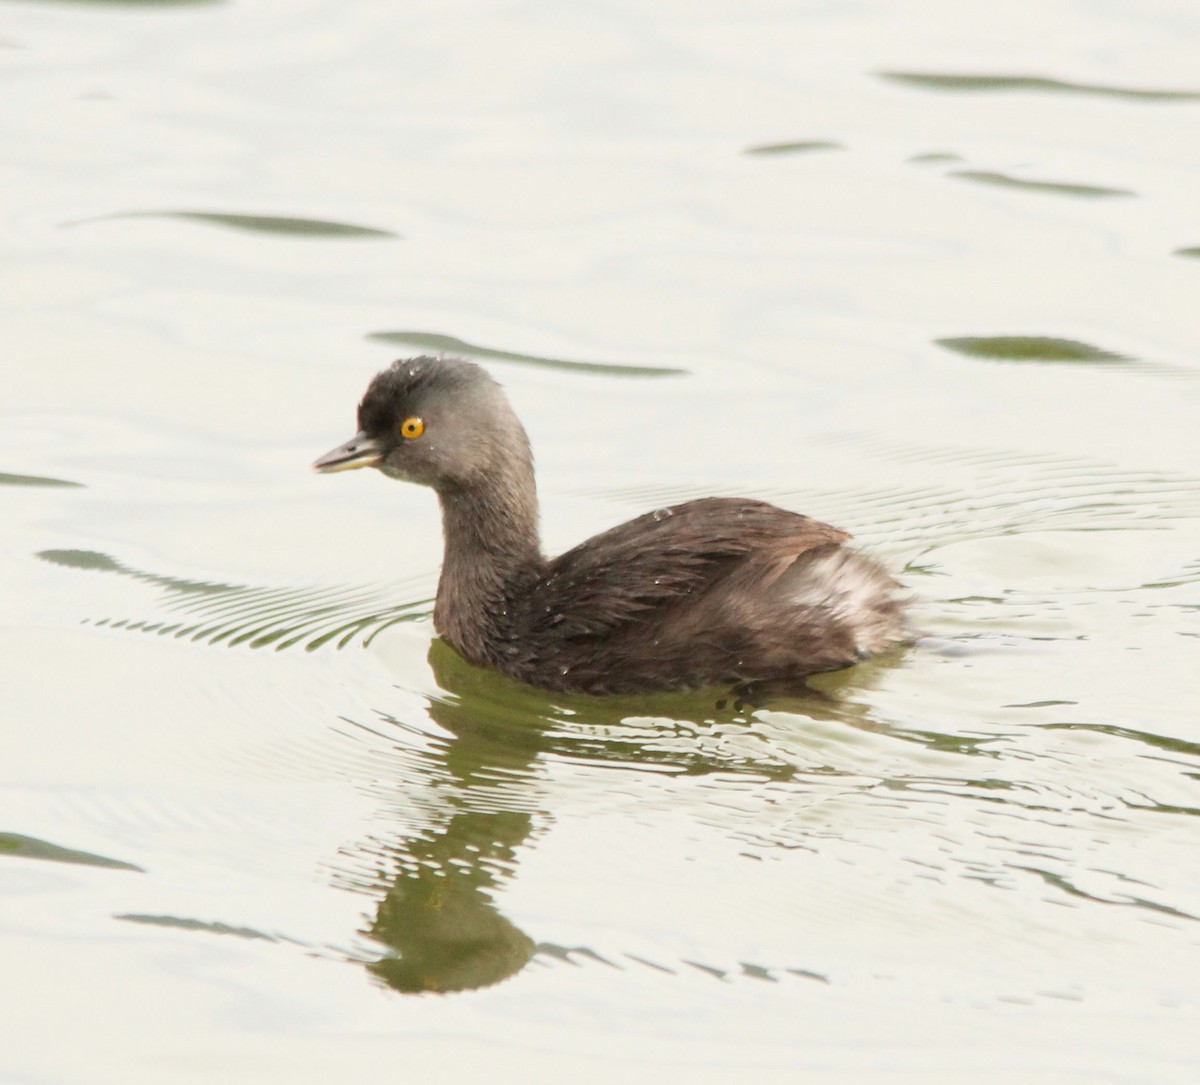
[312, 432, 384, 473]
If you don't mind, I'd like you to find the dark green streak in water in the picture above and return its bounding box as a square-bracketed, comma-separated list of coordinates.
[909, 152, 964, 165]
[1012, 864, 1197, 921]
[116, 914, 280, 940]
[1042, 721, 1200, 759]
[0, 471, 83, 488]
[743, 140, 843, 156]
[936, 336, 1129, 365]
[367, 331, 686, 378]
[950, 170, 1134, 199]
[71, 211, 396, 239]
[39, 548, 237, 593]
[1174, 247, 1200, 258]
[878, 71, 1200, 102]
[0, 832, 142, 871]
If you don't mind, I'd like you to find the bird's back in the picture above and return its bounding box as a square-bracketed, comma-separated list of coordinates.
[507, 497, 908, 694]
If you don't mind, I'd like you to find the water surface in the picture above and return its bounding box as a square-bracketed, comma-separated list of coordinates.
[2, 1, 1198, 1083]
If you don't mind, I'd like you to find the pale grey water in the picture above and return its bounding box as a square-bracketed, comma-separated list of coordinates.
[2, 1, 1199, 1082]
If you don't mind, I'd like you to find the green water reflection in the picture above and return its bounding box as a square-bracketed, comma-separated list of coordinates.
[743, 140, 843, 157]
[0, 472, 84, 488]
[878, 71, 1200, 102]
[949, 170, 1134, 199]
[37, 548, 427, 650]
[346, 641, 847, 994]
[70, 211, 396, 239]
[936, 336, 1129, 364]
[367, 332, 686, 378]
[0, 832, 142, 871]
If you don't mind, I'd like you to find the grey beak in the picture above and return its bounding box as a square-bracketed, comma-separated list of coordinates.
[312, 432, 384, 474]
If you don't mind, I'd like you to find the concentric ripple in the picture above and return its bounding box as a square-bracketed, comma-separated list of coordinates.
[590, 444, 1200, 557]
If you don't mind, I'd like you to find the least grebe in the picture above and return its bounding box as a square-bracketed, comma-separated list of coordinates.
[314, 357, 909, 695]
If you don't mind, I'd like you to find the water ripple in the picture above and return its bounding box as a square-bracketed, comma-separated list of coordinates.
[68, 210, 396, 239]
[0, 471, 84, 488]
[878, 71, 1200, 103]
[936, 335, 1200, 382]
[936, 336, 1128, 365]
[592, 444, 1200, 554]
[366, 331, 685, 378]
[743, 140, 843, 157]
[36, 548, 428, 651]
[949, 169, 1135, 199]
[1, 832, 142, 872]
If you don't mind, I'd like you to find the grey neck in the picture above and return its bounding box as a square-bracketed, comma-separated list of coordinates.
[433, 474, 544, 665]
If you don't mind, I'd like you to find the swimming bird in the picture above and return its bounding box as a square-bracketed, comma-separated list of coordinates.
[314, 357, 909, 695]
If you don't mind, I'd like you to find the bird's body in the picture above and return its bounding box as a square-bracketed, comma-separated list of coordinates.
[315, 357, 909, 695]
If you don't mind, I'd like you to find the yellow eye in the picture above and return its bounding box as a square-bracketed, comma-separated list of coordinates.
[400, 416, 425, 439]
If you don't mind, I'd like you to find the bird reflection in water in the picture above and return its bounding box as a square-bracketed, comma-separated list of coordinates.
[358, 643, 550, 993]
[347, 640, 856, 995]
[364, 808, 537, 994]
